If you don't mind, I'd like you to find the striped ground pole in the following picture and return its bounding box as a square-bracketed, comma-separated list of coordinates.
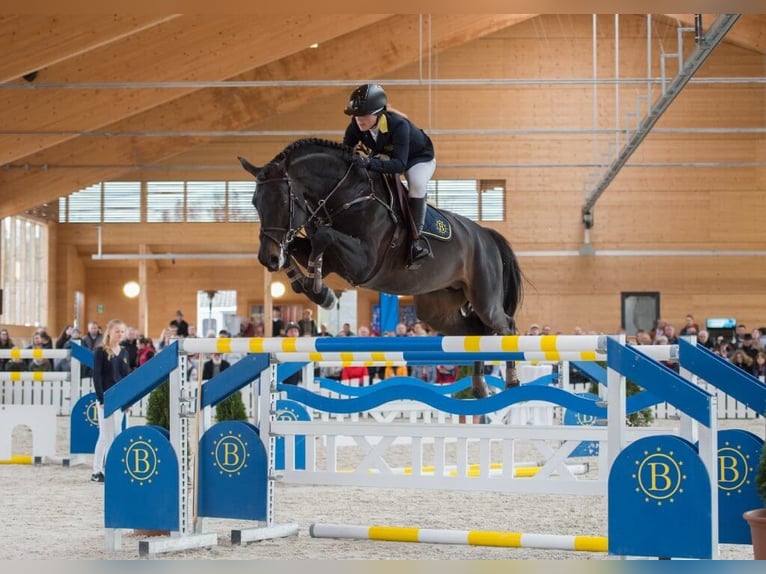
[309, 523, 608, 552]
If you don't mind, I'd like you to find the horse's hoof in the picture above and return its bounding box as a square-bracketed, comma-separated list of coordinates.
[505, 379, 520, 389]
[471, 384, 489, 399]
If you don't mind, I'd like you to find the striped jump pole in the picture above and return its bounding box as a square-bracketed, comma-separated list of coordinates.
[273, 351, 605, 363]
[308, 523, 607, 553]
[0, 349, 69, 360]
[0, 372, 70, 382]
[179, 335, 678, 363]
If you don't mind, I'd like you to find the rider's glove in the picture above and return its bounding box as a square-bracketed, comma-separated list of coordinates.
[351, 154, 370, 169]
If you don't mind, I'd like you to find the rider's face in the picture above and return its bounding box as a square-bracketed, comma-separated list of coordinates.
[354, 114, 378, 132]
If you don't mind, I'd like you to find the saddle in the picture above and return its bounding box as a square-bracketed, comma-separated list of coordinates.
[381, 173, 451, 242]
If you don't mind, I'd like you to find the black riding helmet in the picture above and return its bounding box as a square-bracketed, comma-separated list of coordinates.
[344, 84, 387, 116]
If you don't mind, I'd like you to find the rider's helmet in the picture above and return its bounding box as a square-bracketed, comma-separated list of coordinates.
[344, 84, 388, 116]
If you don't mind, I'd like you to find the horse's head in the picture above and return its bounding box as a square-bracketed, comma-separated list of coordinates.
[239, 156, 299, 271]
[239, 140, 371, 270]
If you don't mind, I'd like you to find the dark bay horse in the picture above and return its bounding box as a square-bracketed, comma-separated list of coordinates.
[239, 138, 524, 397]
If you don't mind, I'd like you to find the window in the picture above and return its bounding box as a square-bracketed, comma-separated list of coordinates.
[621, 292, 660, 336]
[1, 216, 48, 326]
[58, 178, 503, 224]
[146, 181, 185, 223]
[428, 179, 505, 221]
[103, 182, 141, 223]
[228, 181, 259, 222]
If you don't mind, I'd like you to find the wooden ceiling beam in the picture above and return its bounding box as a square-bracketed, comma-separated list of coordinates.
[0, 14, 534, 217]
[0, 15, 180, 82]
[0, 14, 389, 164]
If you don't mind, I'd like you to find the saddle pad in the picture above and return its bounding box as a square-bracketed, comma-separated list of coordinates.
[423, 206, 452, 241]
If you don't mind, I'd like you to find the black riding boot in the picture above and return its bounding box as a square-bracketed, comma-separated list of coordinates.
[408, 197, 432, 270]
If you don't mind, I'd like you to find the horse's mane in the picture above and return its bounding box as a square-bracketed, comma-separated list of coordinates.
[266, 138, 357, 168]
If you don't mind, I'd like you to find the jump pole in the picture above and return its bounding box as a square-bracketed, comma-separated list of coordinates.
[308, 523, 607, 553]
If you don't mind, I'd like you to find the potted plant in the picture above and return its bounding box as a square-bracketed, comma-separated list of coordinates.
[744, 440, 766, 559]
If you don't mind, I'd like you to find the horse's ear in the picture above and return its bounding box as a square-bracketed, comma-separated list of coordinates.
[238, 156, 261, 177]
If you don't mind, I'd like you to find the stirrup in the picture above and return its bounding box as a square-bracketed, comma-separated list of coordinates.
[407, 240, 431, 270]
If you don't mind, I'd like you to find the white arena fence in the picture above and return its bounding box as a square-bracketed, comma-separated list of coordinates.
[0, 348, 761, 421]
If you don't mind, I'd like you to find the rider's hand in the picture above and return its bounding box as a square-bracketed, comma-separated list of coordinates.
[351, 154, 370, 169]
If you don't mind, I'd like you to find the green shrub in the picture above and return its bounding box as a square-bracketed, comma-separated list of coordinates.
[756, 441, 766, 507]
[215, 392, 248, 422]
[145, 380, 170, 430]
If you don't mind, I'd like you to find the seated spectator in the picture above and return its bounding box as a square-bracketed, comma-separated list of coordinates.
[730, 349, 753, 372]
[29, 357, 52, 371]
[634, 330, 653, 345]
[662, 324, 678, 344]
[715, 338, 733, 358]
[137, 337, 156, 367]
[282, 323, 302, 385]
[741, 333, 759, 360]
[697, 329, 715, 350]
[435, 365, 459, 385]
[5, 352, 25, 371]
[752, 351, 766, 379]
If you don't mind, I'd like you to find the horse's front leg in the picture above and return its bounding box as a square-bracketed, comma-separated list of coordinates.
[307, 225, 377, 285]
[280, 239, 337, 309]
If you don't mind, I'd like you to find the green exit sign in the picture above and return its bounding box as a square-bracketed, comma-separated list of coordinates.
[96, 304, 104, 313]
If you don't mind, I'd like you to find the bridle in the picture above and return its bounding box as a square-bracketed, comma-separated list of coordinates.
[256, 160, 379, 256]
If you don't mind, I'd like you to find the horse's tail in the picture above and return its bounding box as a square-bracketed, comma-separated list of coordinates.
[486, 228, 524, 327]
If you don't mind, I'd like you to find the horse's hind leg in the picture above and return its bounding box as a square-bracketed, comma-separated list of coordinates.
[413, 292, 490, 399]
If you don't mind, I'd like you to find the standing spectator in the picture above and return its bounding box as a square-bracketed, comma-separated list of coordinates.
[55, 325, 74, 349]
[202, 352, 230, 380]
[171, 310, 189, 338]
[272, 308, 284, 337]
[679, 314, 700, 336]
[157, 323, 178, 351]
[81, 321, 103, 378]
[238, 316, 255, 337]
[56, 327, 82, 371]
[121, 326, 139, 370]
[90, 319, 130, 483]
[732, 323, 748, 349]
[298, 308, 318, 337]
